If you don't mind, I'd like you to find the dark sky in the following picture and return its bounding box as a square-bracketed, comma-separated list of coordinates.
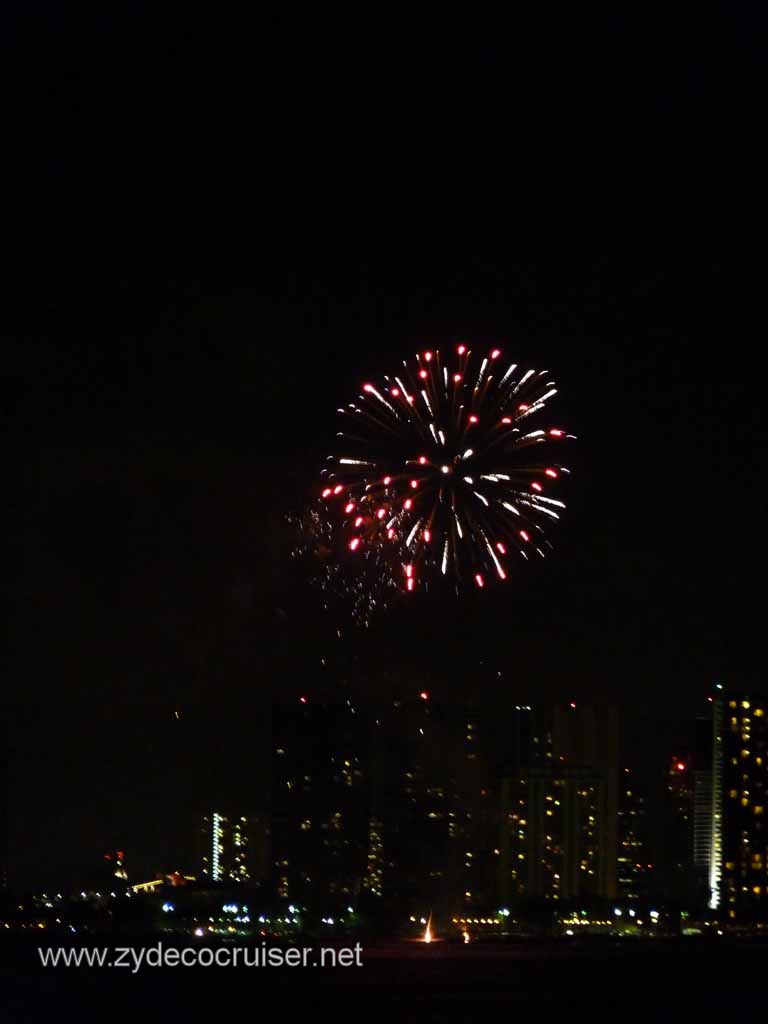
[4, 8, 768, 887]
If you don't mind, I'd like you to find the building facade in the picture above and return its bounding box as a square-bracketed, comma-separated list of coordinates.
[271, 701, 370, 909]
[200, 812, 252, 883]
[617, 769, 652, 901]
[712, 693, 768, 920]
[500, 704, 620, 906]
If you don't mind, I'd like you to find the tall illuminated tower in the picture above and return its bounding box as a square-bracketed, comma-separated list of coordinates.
[711, 691, 768, 920]
[200, 812, 251, 883]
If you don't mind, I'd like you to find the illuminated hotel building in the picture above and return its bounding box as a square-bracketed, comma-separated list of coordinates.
[201, 812, 251, 883]
[710, 692, 768, 919]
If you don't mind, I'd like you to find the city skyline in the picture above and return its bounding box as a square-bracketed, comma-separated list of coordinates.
[7, 686, 766, 923]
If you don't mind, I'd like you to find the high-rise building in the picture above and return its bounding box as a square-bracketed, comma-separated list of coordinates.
[658, 711, 713, 908]
[362, 816, 384, 898]
[617, 769, 652, 901]
[666, 755, 694, 868]
[691, 713, 715, 906]
[498, 707, 534, 907]
[534, 705, 619, 902]
[709, 692, 768, 920]
[366, 695, 529, 919]
[453, 703, 507, 915]
[366, 695, 458, 918]
[500, 704, 620, 905]
[271, 701, 370, 909]
[693, 764, 713, 888]
[200, 812, 252, 883]
[527, 767, 608, 901]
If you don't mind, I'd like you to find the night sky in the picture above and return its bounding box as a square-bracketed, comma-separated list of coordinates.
[5, 8, 767, 888]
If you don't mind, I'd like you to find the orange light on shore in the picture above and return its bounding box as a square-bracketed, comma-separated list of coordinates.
[423, 915, 433, 943]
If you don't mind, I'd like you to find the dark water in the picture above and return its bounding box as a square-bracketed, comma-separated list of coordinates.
[1, 936, 763, 1022]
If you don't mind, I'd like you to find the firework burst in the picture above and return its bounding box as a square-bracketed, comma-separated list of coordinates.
[317, 343, 575, 597]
